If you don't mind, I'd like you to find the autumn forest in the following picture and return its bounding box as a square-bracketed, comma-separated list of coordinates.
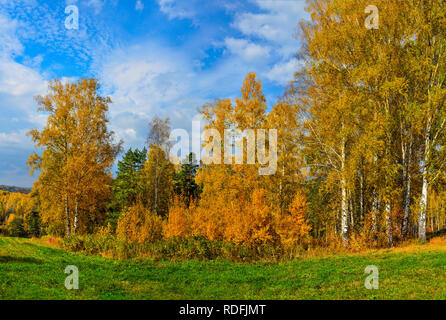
[1, 0, 446, 262]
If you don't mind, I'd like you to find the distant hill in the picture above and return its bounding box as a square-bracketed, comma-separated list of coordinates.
[0, 185, 31, 194]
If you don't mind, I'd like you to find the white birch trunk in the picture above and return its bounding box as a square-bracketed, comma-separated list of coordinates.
[402, 139, 412, 238]
[74, 198, 78, 234]
[154, 149, 159, 215]
[418, 120, 431, 242]
[360, 170, 364, 221]
[385, 202, 392, 247]
[341, 137, 348, 245]
[65, 195, 71, 237]
[371, 192, 378, 238]
[419, 170, 429, 242]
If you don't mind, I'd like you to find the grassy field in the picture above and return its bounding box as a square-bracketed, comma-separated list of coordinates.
[0, 236, 445, 300]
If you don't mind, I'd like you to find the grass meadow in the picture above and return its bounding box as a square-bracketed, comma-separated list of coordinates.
[0, 236, 445, 300]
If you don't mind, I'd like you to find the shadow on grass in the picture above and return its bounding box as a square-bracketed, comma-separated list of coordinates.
[21, 242, 62, 253]
[0, 256, 43, 264]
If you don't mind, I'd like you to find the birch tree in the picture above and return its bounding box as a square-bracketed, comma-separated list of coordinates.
[28, 79, 121, 236]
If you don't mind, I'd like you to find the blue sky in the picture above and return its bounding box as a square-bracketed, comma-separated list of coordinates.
[0, 0, 309, 187]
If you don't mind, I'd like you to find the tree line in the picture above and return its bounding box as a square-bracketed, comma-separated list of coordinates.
[287, 0, 446, 245]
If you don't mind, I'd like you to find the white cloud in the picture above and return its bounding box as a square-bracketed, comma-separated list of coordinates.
[0, 59, 47, 97]
[227, 0, 308, 87]
[0, 13, 47, 117]
[100, 44, 191, 113]
[97, 43, 200, 146]
[232, 0, 306, 55]
[86, 0, 105, 14]
[0, 132, 23, 146]
[0, 130, 32, 148]
[0, 13, 47, 111]
[0, 12, 47, 187]
[0, 0, 310, 186]
[96, 39, 261, 150]
[0, 15, 23, 57]
[265, 58, 301, 85]
[157, 0, 196, 20]
[224, 37, 270, 61]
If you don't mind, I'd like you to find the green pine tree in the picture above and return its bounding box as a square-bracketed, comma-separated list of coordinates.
[174, 153, 201, 207]
[108, 148, 147, 228]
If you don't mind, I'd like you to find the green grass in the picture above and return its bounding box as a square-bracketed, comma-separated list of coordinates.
[0, 236, 445, 299]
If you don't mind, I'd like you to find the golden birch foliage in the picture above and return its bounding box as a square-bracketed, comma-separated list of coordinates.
[265, 102, 303, 214]
[140, 146, 175, 216]
[234, 72, 266, 130]
[290, 0, 422, 243]
[213, 188, 276, 247]
[116, 202, 164, 243]
[0, 192, 36, 237]
[197, 73, 266, 212]
[191, 206, 225, 241]
[164, 199, 192, 238]
[194, 73, 286, 247]
[28, 78, 121, 236]
[427, 190, 446, 233]
[3, 192, 34, 217]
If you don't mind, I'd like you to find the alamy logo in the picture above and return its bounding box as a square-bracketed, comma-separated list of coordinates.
[364, 265, 379, 290]
[65, 5, 79, 30]
[169, 115, 278, 175]
[365, 5, 379, 30]
[65, 265, 79, 290]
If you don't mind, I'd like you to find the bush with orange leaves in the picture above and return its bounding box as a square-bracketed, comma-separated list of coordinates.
[166, 202, 225, 241]
[275, 191, 311, 250]
[195, 188, 277, 248]
[164, 199, 193, 238]
[226, 189, 277, 248]
[137, 185, 311, 255]
[191, 206, 225, 241]
[116, 202, 164, 244]
[165, 188, 278, 248]
[165, 188, 311, 252]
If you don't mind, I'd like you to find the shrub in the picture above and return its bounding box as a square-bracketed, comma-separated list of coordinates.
[221, 189, 277, 249]
[45, 221, 65, 238]
[116, 203, 165, 243]
[192, 206, 225, 241]
[61, 232, 279, 262]
[164, 200, 192, 238]
[24, 211, 42, 237]
[63, 235, 84, 251]
[6, 215, 26, 237]
[63, 233, 119, 256]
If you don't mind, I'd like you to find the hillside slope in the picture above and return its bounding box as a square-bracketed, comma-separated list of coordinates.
[0, 236, 445, 300]
[0, 185, 31, 194]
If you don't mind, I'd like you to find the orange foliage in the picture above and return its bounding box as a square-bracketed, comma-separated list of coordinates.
[191, 206, 225, 241]
[164, 185, 312, 252]
[116, 203, 164, 243]
[275, 191, 311, 249]
[164, 199, 192, 238]
[221, 189, 276, 247]
[6, 214, 18, 226]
